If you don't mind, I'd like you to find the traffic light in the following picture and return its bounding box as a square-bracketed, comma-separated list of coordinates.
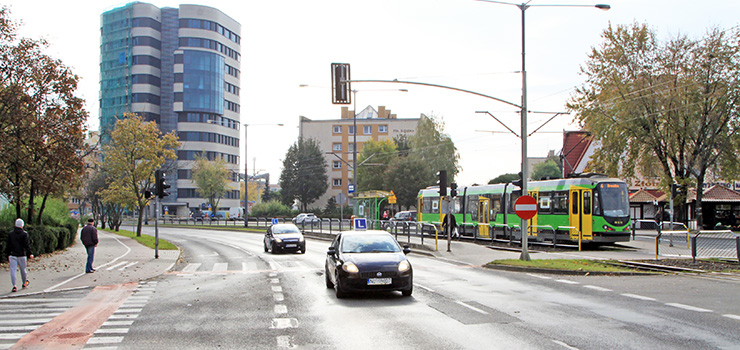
[331, 63, 351, 104]
[450, 182, 458, 197]
[155, 170, 170, 198]
[671, 183, 684, 198]
[436, 170, 447, 197]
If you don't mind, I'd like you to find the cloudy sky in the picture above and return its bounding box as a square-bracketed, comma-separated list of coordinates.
[4, 0, 740, 185]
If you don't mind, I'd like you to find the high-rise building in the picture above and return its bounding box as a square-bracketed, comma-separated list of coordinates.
[100, 2, 241, 217]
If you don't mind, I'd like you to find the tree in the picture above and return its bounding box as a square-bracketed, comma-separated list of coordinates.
[192, 154, 230, 216]
[279, 138, 328, 212]
[568, 23, 740, 227]
[357, 139, 397, 192]
[0, 7, 90, 224]
[409, 114, 460, 183]
[386, 157, 431, 209]
[101, 113, 180, 236]
[531, 160, 561, 180]
[489, 173, 520, 184]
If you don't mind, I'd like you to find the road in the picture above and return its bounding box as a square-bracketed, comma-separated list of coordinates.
[2, 227, 740, 349]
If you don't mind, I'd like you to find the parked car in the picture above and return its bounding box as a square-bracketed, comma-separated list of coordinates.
[391, 211, 417, 222]
[292, 213, 319, 224]
[190, 211, 206, 221]
[264, 223, 306, 254]
[325, 230, 413, 298]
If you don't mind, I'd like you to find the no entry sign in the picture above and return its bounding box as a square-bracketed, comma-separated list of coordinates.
[514, 195, 538, 220]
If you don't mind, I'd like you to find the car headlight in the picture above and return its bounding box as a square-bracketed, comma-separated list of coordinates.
[274, 237, 282, 243]
[342, 262, 359, 273]
[398, 260, 411, 272]
[298, 236, 305, 242]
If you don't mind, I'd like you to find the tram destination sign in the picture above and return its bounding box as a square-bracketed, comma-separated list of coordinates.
[514, 195, 538, 220]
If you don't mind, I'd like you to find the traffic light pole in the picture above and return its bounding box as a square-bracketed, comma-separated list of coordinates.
[154, 196, 159, 259]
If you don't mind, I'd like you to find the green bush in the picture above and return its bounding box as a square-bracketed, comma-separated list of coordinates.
[251, 200, 293, 218]
[0, 198, 79, 262]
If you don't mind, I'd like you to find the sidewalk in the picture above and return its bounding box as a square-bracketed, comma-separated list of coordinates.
[1, 229, 179, 298]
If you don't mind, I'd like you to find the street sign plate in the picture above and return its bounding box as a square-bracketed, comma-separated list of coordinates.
[514, 195, 538, 220]
[272, 218, 279, 225]
[354, 218, 367, 230]
[348, 184, 355, 193]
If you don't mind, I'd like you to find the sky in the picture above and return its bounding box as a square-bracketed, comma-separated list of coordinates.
[4, 0, 740, 186]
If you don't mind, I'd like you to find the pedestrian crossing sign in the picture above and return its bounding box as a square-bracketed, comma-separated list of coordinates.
[354, 218, 367, 230]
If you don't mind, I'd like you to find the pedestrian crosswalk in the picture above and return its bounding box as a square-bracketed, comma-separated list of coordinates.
[83, 280, 156, 349]
[0, 297, 79, 349]
[177, 260, 316, 275]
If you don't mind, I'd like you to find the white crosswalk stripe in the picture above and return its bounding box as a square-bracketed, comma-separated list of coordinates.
[0, 294, 79, 347]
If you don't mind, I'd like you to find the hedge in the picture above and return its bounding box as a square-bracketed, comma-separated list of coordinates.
[1, 223, 78, 262]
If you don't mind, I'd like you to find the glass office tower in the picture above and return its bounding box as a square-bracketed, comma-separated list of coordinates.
[100, 3, 241, 217]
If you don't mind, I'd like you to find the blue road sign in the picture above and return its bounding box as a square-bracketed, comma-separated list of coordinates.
[354, 218, 367, 230]
[348, 184, 355, 193]
[272, 218, 279, 225]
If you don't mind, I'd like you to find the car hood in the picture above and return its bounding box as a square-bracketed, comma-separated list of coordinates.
[341, 252, 407, 267]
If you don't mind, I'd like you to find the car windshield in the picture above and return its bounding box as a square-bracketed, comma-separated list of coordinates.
[273, 225, 300, 234]
[340, 234, 401, 253]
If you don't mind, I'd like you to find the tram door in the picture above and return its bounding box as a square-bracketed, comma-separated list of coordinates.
[529, 191, 539, 237]
[569, 188, 593, 241]
[478, 197, 491, 238]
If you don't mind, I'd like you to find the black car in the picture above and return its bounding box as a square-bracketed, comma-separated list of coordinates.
[325, 230, 413, 298]
[264, 223, 306, 254]
[190, 211, 206, 221]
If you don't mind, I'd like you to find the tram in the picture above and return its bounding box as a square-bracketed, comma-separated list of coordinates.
[417, 174, 632, 244]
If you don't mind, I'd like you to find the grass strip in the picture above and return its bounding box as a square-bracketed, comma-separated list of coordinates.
[488, 259, 641, 273]
[103, 228, 178, 250]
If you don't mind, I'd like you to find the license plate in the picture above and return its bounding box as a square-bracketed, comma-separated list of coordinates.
[285, 244, 297, 248]
[367, 278, 392, 285]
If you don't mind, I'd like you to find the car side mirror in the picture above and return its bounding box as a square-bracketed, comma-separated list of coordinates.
[327, 246, 336, 256]
[403, 245, 411, 255]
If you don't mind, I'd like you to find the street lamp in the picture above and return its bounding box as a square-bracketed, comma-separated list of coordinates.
[477, 0, 610, 260]
[243, 123, 284, 227]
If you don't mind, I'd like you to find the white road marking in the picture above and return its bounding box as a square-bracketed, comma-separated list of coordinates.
[272, 286, 283, 293]
[106, 261, 128, 270]
[273, 293, 284, 302]
[277, 335, 295, 348]
[94, 328, 130, 334]
[212, 263, 228, 272]
[0, 333, 28, 340]
[270, 278, 280, 284]
[86, 336, 124, 344]
[415, 283, 435, 292]
[621, 293, 656, 301]
[583, 285, 612, 292]
[182, 263, 201, 272]
[552, 339, 580, 349]
[0, 318, 53, 326]
[271, 318, 298, 329]
[526, 273, 552, 280]
[666, 303, 712, 313]
[455, 301, 489, 315]
[102, 320, 135, 327]
[555, 279, 580, 285]
[119, 261, 138, 271]
[274, 305, 288, 314]
[723, 314, 740, 320]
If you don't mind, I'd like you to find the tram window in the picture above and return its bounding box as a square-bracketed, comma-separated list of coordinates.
[468, 197, 478, 221]
[492, 199, 501, 219]
[572, 195, 579, 215]
[422, 198, 433, 214]
[593, 190, 601, 215]
[584, 192, 592, 215]
[431, 200, 440, 214]
[451, 197, 462, 214]
[552, 192, 568, 214]
[539, 195, 551, 213]
[509, 193, 520, 213]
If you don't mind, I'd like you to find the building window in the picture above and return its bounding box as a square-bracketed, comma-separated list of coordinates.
[333, 161, 342, 169]
[333, 125, 342, 134]
[333, 179, 342, 187]
[379, 125, 388, 133]
[333, 143, 342, 152]
[348, 126, 355, 135]
[348, 143, 355, 152]
[363, 125, 372, 135]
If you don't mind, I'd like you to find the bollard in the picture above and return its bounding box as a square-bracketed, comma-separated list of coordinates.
[691, 235, 698, 263]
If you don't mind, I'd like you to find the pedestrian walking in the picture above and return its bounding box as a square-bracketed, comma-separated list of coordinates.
[6, 218, 34, 293]
[80, 218, 99, 273]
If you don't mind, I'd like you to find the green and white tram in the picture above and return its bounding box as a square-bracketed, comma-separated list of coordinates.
[417, 174, 632, 244]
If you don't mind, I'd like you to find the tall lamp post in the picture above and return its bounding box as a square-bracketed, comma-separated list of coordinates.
[244, 123, 284, 227]
[477, 0, 610, 260]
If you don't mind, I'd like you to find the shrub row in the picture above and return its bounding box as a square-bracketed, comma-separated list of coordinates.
[0, 223, 78, 262]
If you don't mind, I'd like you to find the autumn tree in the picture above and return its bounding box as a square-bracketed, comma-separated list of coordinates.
[101, 113, 180, 236]
[0, 7, 89, 224]
[568, 23, 740, 226]
[192, 154, 230, 216]
[357, 139, 398, 192]
[279, 138, 327, 211]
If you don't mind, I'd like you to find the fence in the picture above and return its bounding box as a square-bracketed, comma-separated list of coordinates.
[633, 220, 740, 263]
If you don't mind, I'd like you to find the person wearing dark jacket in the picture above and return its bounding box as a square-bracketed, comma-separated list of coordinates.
[80, 218, 99, 273]
[6, 218, 34, 292]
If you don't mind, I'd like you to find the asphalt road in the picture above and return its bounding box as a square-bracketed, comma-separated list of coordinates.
[3, 227, 740, 349]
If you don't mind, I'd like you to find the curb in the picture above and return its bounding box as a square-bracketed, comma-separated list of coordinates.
[483, 263, 654, 276]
